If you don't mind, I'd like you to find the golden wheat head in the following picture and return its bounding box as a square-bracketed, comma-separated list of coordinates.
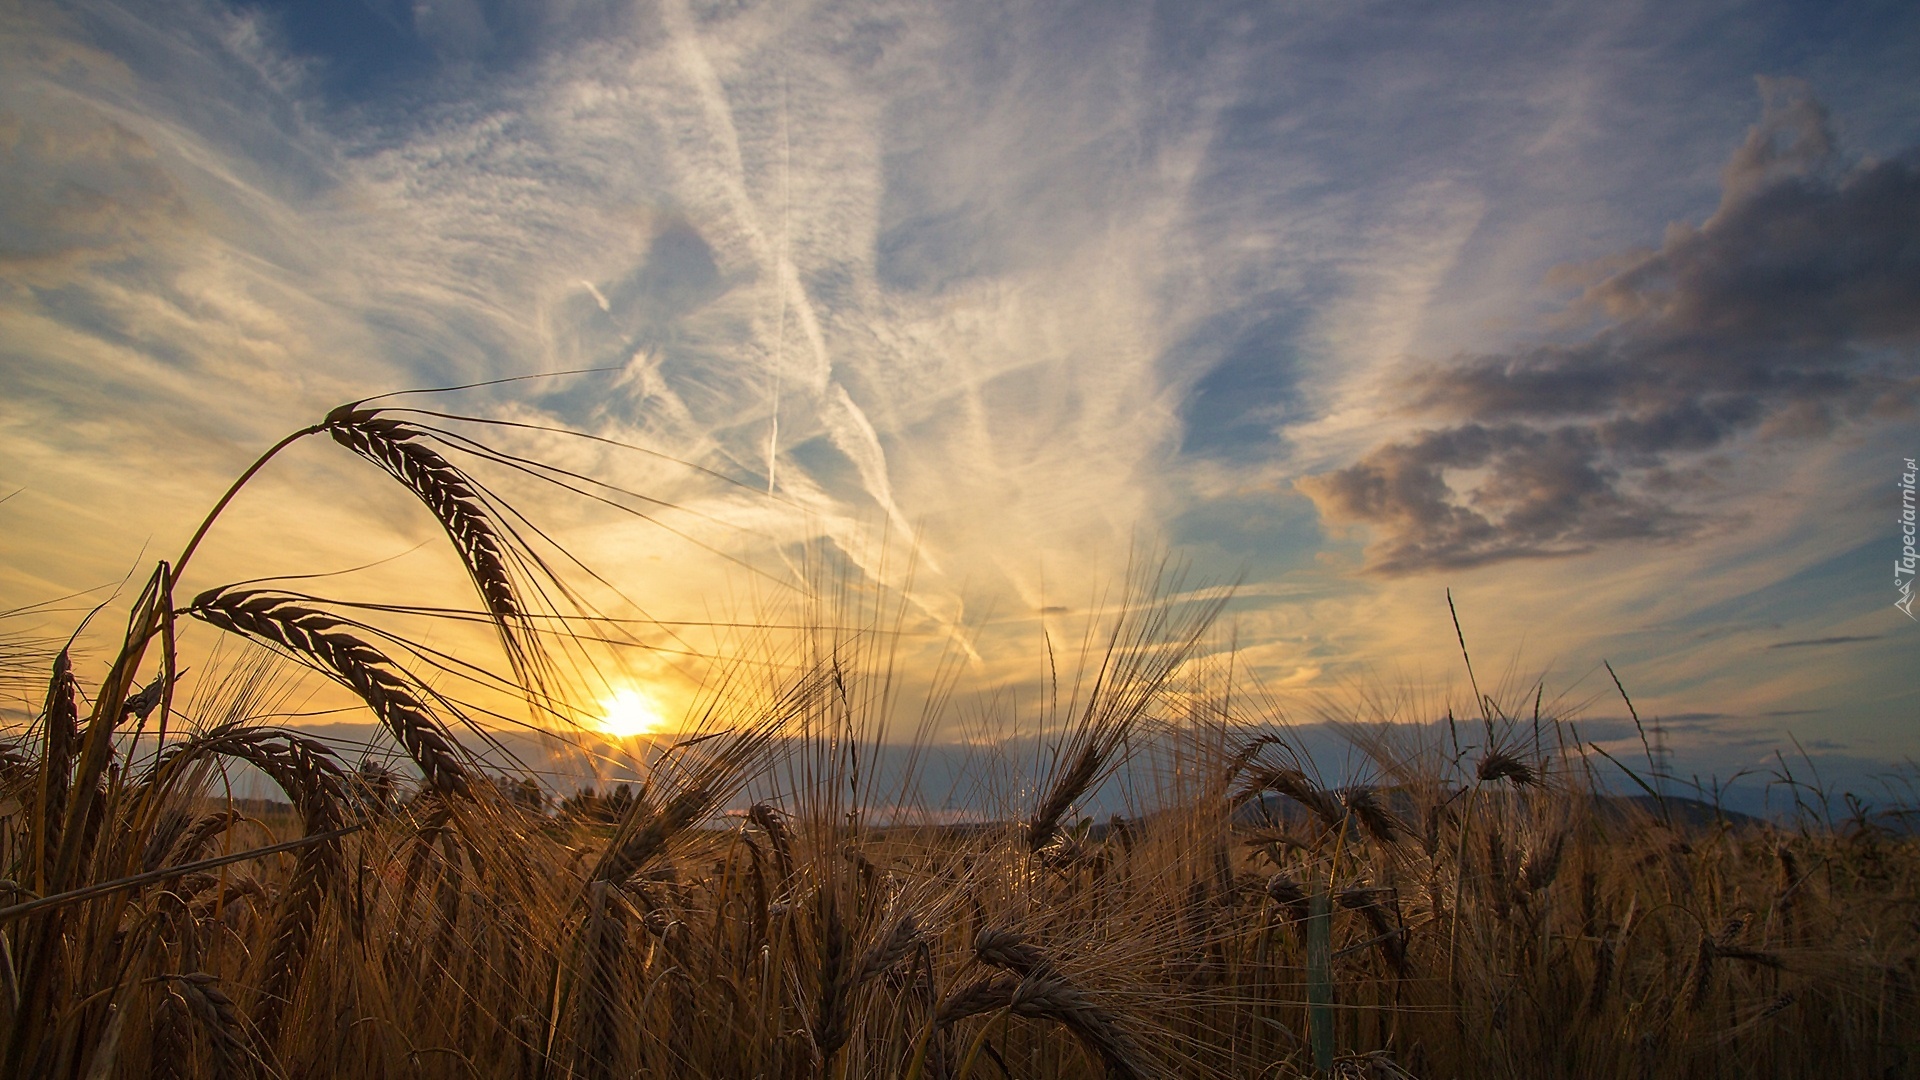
[187, 588, 470, 796]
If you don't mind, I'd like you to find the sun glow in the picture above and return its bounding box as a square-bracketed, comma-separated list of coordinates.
[596, 688, 667, 739]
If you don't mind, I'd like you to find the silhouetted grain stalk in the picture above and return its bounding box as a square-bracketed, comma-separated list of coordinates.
[1341, 787, 1406, 848]
[933, 971, 1150, 1080]
[1234, 764, 1346, 835]
[859, 913, 926, 989]
[1587, 922, 1619, 1017]
[1337, 888, 1410, 979]
[136, 973, 242, 1080]
[165, 405, 533, 647]
[156, 728, 349, 1044]
[1027, 566, 1228, 858]
[186, 590, 471, 797]
[750, 801, 797, 886]
[951, 925, 1158, 1079]
[31, 650, 76, 896]
[6, 591, 331, 1075]
[572, 879, 627, 1080]
[152, 984, 197, 1080]
[1775, 842, 1803, 940]
[812, 889, 854, 1067]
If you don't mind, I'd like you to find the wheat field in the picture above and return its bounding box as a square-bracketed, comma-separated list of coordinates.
[3, 404, 1914, 1079]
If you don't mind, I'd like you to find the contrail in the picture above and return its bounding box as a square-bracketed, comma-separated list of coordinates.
[768, 68, 788, 495]
[657, 0, 927, 564]
[579, 280, 611, 312]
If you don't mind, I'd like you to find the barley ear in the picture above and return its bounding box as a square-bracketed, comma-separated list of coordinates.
[33, 650, 78, 894]
[172, 973, 255, 1080]
[323, 410, 536, 677]
[188, 589, 470, 795]
[158, 728, 349, 1044]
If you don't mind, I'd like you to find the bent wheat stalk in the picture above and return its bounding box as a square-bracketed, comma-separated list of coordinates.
[590, 788, 711, 885]
[322, 408, 535, 671]
[934, 972, 1149, 1080]
[166, 972, 254, 1080]
[168, 405, 547, 711]
[1028, 563, 1228, 853]
[151, 726, 351, 1043]
[186, 589, 470, 795]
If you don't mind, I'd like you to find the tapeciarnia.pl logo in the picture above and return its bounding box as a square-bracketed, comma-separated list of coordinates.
[1899, 456, 1917, 620]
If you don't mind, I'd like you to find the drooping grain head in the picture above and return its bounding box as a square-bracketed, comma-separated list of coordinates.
[1008, 975, 1150, 1080]
[592, 787, 711, 885]
[1343, 787, 1404, 846]
[161, 727, 352, 1045]
[188, 588, 471, 796]
[1523, 830, 1568, 893]
[1476, 747, 1538, 787]
[975, 927, 1049, 977]
[171, 973, 252, 1080]
[324, 411, 523, 629]
[856, 913, 924, 986]
[1029, 744, 1101, 852]
[1239, 766, 1346, 832]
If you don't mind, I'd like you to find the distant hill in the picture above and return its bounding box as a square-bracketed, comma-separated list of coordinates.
[1233, 789, 1766, 833]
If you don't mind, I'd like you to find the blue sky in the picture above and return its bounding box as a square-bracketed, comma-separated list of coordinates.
[2, 0, 1916, 789]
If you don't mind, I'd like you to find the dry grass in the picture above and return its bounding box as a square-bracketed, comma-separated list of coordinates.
[2, 403, 1915, 1079]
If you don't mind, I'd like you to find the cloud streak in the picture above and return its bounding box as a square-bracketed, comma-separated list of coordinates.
[1767, 635, 1880, 650]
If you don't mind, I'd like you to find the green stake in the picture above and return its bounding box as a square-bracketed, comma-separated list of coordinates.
[1307, 885, 1334, 1075]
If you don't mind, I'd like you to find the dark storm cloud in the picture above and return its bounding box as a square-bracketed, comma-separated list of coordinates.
[1298, 423, 1692, 571]
[1301, 81, 1920, 574]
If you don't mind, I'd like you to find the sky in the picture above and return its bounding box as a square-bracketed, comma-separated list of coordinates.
[2, 0, 1917, 801]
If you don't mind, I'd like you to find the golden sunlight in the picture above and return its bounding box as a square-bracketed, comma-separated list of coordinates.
[596, 687, 668, 739]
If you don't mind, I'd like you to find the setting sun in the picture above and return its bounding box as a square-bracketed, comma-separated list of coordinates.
[596, 688, 668, 739]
